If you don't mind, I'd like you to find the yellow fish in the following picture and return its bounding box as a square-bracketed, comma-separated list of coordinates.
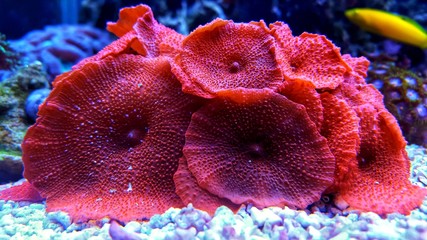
[345, 8, 427, 48]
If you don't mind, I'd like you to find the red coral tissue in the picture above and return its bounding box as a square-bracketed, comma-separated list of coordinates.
[1, 4, 425, 222]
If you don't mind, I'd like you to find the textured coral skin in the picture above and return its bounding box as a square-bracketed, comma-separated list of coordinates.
[344, 108, 425, 214]
[172, 19, 283, 98]
[106, 5, 150, 38]
[271, 22, 351, 89]
[173, 157, 241, 215]
[107, 4, 183, 58]
[319, 93, 360, 193]
[1, 4, 426, 222]
[106, 5, 148, 55]
[279, 79, 324, 130]
[0, 181, 43, 202]
[182, 88, 335, 209]
[22, 55, 202, 222]
[333, 84, 427, 214]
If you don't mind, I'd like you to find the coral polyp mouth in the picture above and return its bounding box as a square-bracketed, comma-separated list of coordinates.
[125, 127, 148, 147]
[106, 112, 149, 149]
[243, 136, 271, 160]
[229, 61, 241, 73]
[246, 143, 266, 159]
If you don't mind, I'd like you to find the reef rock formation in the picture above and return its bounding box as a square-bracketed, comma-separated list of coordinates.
[367, 61, 427, 146]
[0, 33, 19, 71]
[0, 61, 50, 184]
[1, 4, 426, 222]
[9, 25, 111, 82]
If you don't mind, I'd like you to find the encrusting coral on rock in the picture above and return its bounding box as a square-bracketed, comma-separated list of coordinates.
[0, 4, 426, 223]
[0, 60, 50, 184]
[366, 60, 427, 146]
[8, 25, 111, 82]
[0, 33, 19, 71]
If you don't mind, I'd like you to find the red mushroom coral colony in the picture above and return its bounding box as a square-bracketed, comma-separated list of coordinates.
[1, 4, 426, 222]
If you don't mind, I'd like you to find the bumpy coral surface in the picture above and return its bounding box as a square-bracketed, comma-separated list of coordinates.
[181, 88, 335, 209]
[1, 4, 426, 222]
[23, 55, 202, 222]
[173, 19, 283, 98]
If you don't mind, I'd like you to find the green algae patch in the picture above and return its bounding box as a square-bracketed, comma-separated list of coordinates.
[0, 149, 21, 158]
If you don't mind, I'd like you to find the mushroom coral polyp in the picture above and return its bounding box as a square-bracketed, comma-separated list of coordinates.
[1, 4, 426, 222]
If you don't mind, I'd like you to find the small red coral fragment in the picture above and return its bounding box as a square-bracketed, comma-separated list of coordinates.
[173, 157, 241, 215]
[173, 19, 283, 98]
[107, 5, 150, 38]
[0, 181, 44, 202]
[107, 4, 183, 57]
[342, 54, 369, 79]
[105, 5, 150, 55]
[183, 88, 335, 208]
[22, 55, 201, 222]
[271, 22, 351, 89]
[132, 10, 184, 57]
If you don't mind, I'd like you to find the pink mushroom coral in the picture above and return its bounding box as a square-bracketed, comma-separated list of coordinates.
[270, 22, 351, 89]
[172, 19, 283, 98]
[21, 55, 202, 222]
[173, 157, 242, 215]
[1, 4, 426, 223]
[332, 83, 427, 214]
[107, 4, 184, 57]
[179, 88, 335, 209]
